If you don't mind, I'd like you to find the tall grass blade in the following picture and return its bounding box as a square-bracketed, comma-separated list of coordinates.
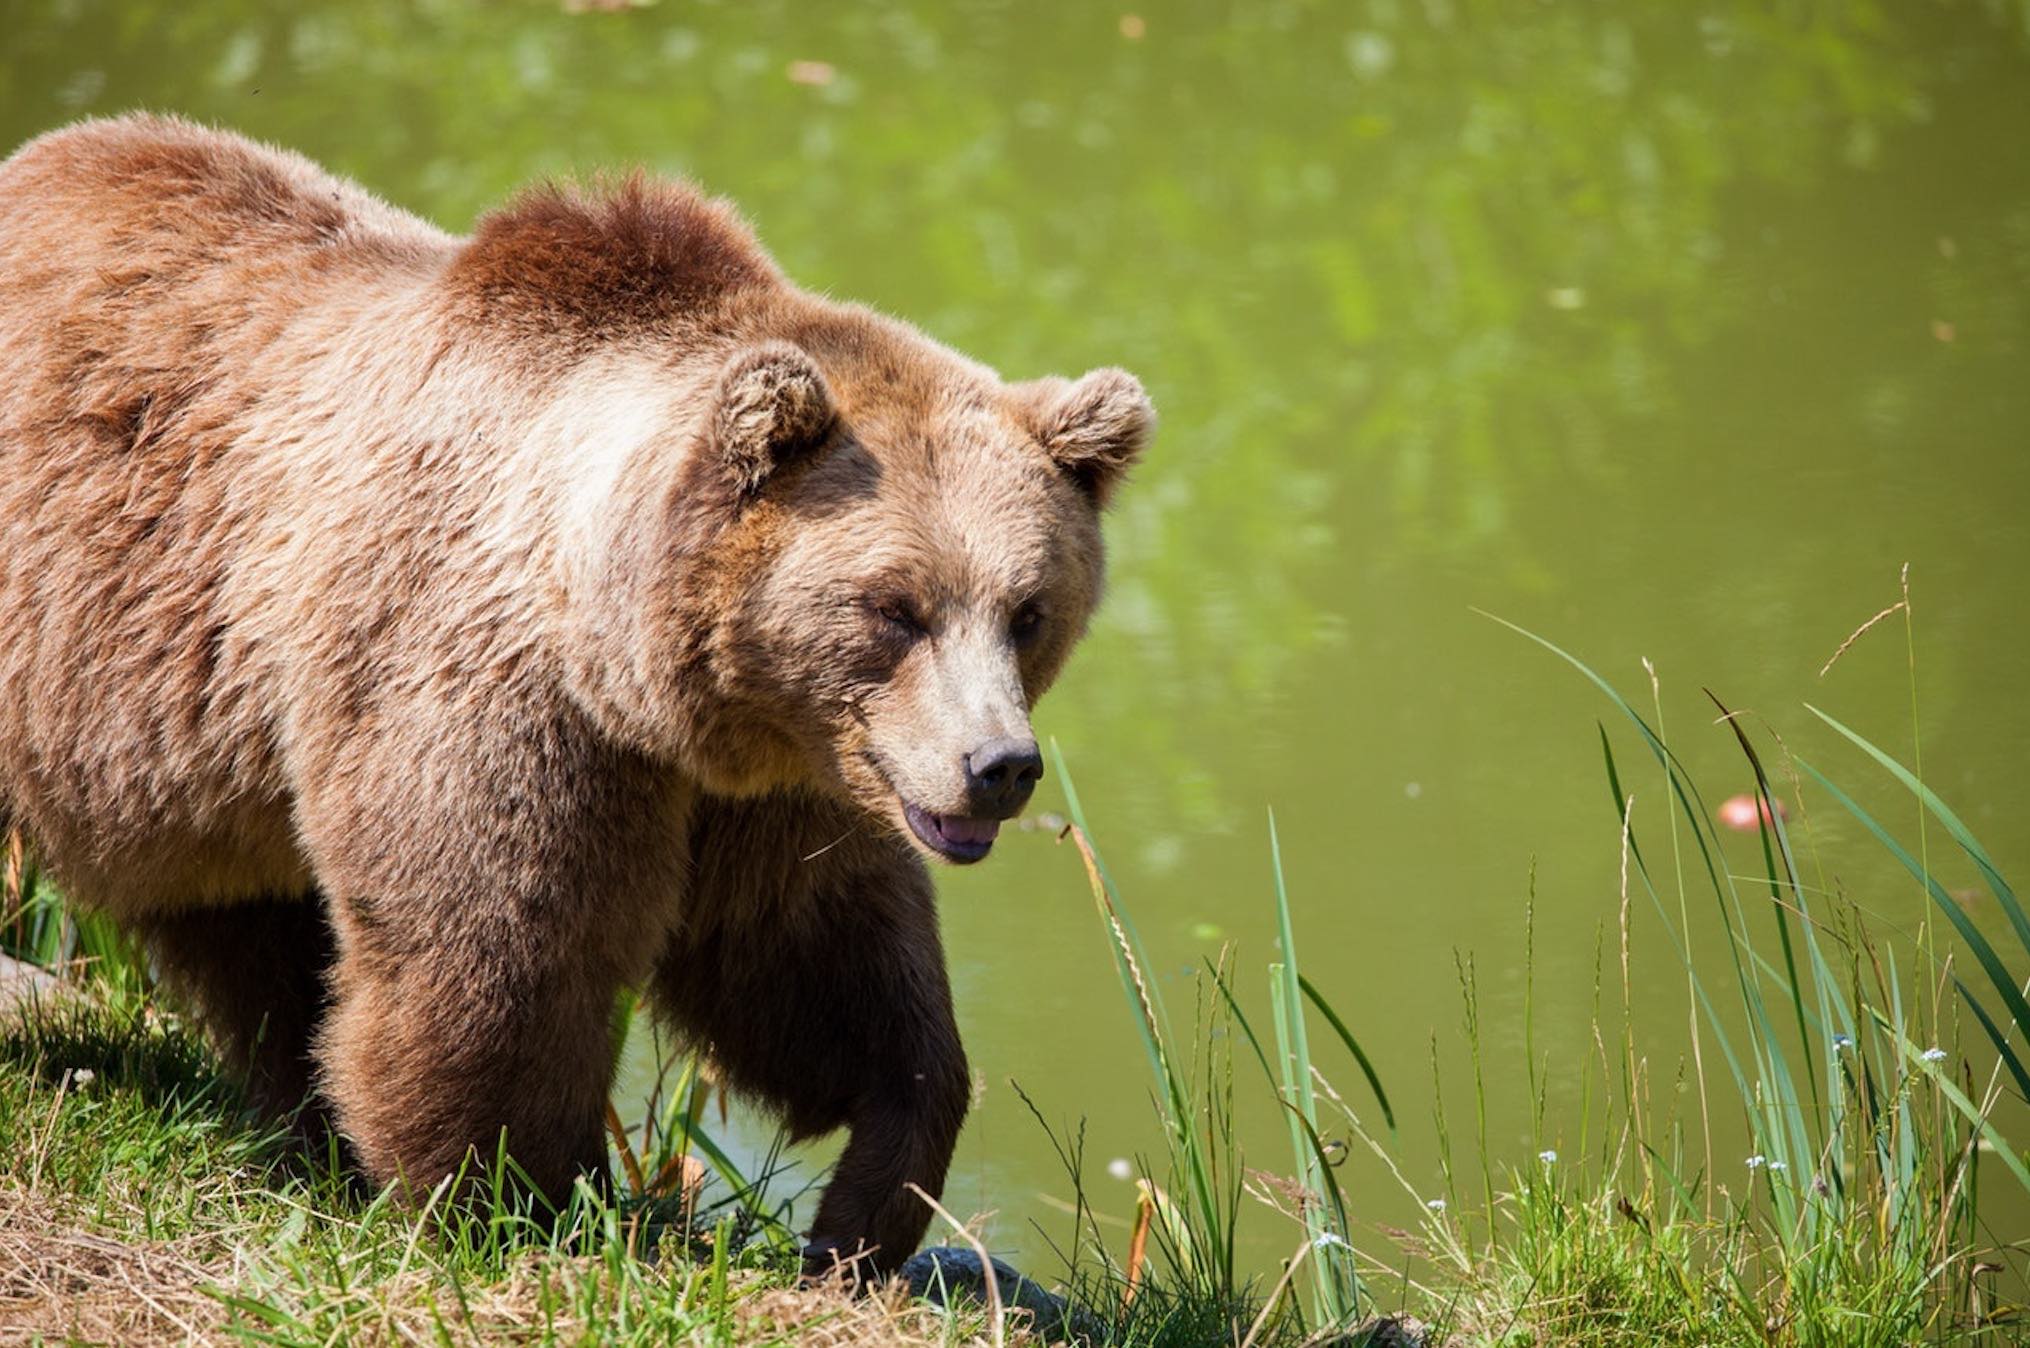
[1052, 744, 1234, 1298]
[1955, 977, 2030, 1104]
[1796, 757, 2030, 1054]
[1297, 974, 1395, 1137]
[1806, 704, 2028, 956]
[1871, 1009, 2030, 1195]
[1268, 964, 1326, 1324]
[1597, 721, 1648, 875]
[1498, 614, 1813, 1198]
[1207, 962, 1279, 1091]
[1051, 743, 1174, 1094]
[1267, 810, 1358, 1325]
[1709, 690, 1856, 1168]
[1266, 814, 1317, 1148]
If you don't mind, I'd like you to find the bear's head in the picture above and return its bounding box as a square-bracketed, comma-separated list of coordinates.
[630, 310, 1153, 864]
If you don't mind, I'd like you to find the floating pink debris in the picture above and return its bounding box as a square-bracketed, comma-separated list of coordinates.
[1718, 794, 1787, 832]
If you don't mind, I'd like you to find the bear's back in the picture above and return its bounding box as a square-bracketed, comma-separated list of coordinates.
[0, 116, 451, 482]
[0, 116, 439, 908]
[0, 114, 442, 270]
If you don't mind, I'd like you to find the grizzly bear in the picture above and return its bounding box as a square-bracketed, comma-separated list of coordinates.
[0, 115, 1151, 1277]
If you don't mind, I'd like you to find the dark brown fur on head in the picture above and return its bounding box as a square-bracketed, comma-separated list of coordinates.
[0, 113, 1152, 1278]
[447, 173, 778, 337]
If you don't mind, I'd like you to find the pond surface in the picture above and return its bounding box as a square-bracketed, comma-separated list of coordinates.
[9, 0, 2028, 1274]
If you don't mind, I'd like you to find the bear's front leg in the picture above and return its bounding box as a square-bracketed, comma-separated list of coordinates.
[802, 1057, 971, 1283]
[655, 792, 971, 1282]
[295, 699, 691, 1212]
[318, 928, 621, 1207]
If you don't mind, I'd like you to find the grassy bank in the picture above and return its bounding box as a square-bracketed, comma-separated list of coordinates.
[0, 990, 1019, 1345]
[3, 606, 2025, 1344]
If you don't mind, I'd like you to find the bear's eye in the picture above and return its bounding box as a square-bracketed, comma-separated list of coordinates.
[1010, 601, 1047, 645]
[867, 596, 927, 640]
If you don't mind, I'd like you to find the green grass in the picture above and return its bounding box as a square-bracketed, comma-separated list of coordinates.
[0, 994, 1005, 1345]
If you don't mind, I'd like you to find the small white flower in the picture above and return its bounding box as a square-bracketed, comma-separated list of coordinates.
[70, 1068, 95, 1088]
[1425, 1198, 1447, 1213]
[1922, 1047, 1948, 1063]
[1768, 1160, 1788, 1174]
[1106, 1158, 1132, 1181]
[1746, 1155, 1767, 1169]
[1832, 1034, 1853, 1051]
[1311, 1231, 1350, 1251]
[1538, 1150, 1558, 1164]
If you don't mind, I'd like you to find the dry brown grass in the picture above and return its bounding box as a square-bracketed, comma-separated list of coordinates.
[0, 1186, 1031, 1347]
[1, 1189, 227, 1344]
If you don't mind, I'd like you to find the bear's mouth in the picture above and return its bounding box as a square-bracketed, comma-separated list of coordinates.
[902, 801, 999, 864]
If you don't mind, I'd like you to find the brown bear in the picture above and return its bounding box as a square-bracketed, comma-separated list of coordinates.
[0, 114, 1151, 1277]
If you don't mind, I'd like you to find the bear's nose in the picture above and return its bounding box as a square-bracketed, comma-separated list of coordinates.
[964, 737, 1044, 819]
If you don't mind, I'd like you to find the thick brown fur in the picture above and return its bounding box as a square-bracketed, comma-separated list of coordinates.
[0, 115, 1152, 1276]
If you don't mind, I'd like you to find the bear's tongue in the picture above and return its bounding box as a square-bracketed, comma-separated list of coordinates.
[936, 815, 1000, 847]
[902, 801, 1000, 861]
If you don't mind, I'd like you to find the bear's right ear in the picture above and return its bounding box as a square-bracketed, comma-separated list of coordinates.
[708, 341, 837, 498]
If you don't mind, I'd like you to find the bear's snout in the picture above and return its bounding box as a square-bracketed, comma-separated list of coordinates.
[963, 736, 1043, 819]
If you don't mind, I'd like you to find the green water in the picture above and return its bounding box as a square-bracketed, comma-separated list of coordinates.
[8, 0, 2029, 1274]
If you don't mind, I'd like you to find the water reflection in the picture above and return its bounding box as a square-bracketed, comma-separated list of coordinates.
[7, 0, 2027, 1266]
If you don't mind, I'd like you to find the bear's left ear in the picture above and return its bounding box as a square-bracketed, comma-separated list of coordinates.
[709, 341, 837, 498]
[1018, 367, 1155, 508]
